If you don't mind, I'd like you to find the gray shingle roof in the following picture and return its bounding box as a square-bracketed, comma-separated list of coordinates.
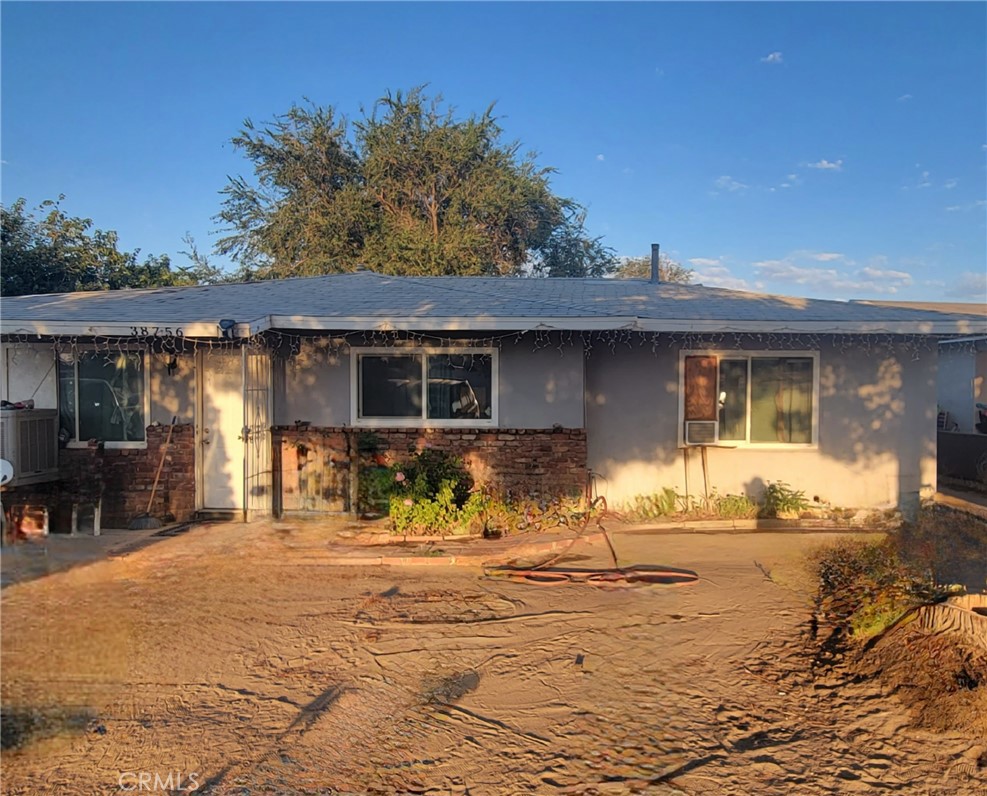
[2, 272, 984, 337]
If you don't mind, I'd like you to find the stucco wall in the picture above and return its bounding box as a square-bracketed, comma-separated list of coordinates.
[276, 334, 585, 429]
[1, 344, 58, 407]
[149, 351, 196, 425]
[1, 344, 194, 431]
[585, 338, 937, 511]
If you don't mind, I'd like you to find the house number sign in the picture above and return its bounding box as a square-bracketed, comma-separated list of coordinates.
[129, 326, 185, 337]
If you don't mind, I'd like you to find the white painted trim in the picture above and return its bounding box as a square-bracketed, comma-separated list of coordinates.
[350, 346, 499, 428]
[677, 349, 820, 449]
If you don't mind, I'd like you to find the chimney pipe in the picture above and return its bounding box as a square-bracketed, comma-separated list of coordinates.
[650, 243, 661, 283]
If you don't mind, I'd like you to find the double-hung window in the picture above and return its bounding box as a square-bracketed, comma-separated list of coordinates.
[681, 351, 818, 446]
[58, 351, 148, 446]
[353, 348, 497, 426]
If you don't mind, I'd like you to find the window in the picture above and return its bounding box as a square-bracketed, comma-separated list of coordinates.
[353, 349, 496, 425]
[681, 352, 817, 446]
[58, 351, 147, 445]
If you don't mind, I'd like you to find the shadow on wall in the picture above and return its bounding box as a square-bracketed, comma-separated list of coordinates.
[586, 337, 938, 514]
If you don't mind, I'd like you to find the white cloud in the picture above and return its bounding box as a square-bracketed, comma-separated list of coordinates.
[688, 257, 722, 267]
[692, 264, 752, 291]
[945, 199, 987, 212]
[808, 159, 843, 172]
[943, 178, 958, 189]
[760, 51, 783, 64]
[596, 154, 605, 162]
[859, 266, 913, 284]
[779, 172, 802, 190]
[917, 170, 932, 188]
[897, 94, 913, 102]
[944, 271, 987, 300]
[713, 175, 748, 193]
[752, 251, 914, 295]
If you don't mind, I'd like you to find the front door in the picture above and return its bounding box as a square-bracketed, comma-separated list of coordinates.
[199, 349, 244, 511]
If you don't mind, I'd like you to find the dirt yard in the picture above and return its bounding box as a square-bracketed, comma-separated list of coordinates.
[2, 522, 986, 795]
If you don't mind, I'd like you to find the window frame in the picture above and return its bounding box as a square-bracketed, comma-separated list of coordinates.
[58, 348, 150, 450]
[677, 350, 820, 449]
[350, 347, 499, 428]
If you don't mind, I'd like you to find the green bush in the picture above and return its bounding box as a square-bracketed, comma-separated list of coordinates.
[399, 449, 474, 507]
[385, 449, 478, 534]
[761, 481, 809, 518]
[358, 465, 401, 515]
[390, 488, 488, 536]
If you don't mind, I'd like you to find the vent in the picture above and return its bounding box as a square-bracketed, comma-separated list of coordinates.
[684, 420, 718, 446]
[0, 409, 60, 486]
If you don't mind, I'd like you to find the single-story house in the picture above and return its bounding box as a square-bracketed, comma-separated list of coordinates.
[2, 267, 984, 528]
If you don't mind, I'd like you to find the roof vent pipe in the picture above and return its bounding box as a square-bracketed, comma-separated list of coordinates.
[650, 243, 661, 283]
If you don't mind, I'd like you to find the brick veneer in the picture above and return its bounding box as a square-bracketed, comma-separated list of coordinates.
[275, 426, 588, 512]
[3, 423, 196, 530]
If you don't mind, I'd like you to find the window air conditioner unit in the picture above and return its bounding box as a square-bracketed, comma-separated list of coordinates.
[0, 409, 60, 486]
[684, 420, 718, 446]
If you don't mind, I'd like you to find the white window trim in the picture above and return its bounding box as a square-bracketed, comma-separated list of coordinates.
[350, 347, 499, 428]
[60, 348, 150, 450]
[677, 350, 820, 449]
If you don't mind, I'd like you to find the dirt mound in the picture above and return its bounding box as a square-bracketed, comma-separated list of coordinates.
[852, 623, 987, 737]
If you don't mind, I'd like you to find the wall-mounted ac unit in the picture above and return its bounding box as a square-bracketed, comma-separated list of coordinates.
[0, 409, 60, 486]
[684, 420, 718, 446]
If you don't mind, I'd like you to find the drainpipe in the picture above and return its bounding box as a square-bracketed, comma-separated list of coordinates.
[650, 243, 661, 283]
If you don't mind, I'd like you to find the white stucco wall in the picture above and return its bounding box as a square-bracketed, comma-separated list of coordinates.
[585, 339, 938, 511]
[1, 343, 194, 429]
[149, 352, 196, 425]
[276, 334, 585, 429]
[1, 344, 58, 408]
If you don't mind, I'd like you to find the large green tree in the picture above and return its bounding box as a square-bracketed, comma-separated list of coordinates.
[615, 253, 694, 284]
[216, 88, 615, 279]
[0, 197, 210, 296]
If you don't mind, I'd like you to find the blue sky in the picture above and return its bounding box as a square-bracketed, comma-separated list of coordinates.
[2, 2, 985, 302]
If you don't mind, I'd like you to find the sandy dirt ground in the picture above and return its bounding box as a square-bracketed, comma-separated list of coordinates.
[2, 521, 986, 795]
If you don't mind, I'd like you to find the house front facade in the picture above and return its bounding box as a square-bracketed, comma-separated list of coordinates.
[2, 272, 983, 528]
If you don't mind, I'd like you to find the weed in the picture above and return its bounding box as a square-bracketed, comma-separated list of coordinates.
[761, 481, 809, 518]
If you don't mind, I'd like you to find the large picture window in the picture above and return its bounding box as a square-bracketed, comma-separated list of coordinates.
[354, 349, 496, 425]
[682, 352, 817, 446]
[58, 351, 147, 445]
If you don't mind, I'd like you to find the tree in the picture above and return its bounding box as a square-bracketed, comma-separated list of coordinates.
[615, 253, 694, 284]
[1, 197, 196, 297]
[216, 88, 612, 279]
[530, 211, 617, 277]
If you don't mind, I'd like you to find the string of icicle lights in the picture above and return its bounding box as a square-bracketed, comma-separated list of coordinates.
[1, 328, 971, 368]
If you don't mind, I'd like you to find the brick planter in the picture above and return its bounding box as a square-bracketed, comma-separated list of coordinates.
[274, 426, 588, 514]
[2, 423, 196, 530]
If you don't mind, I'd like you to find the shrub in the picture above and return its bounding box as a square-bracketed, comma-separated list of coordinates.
[390, 487, 488, 536]
[385, 449, 477, 534]
[400, 449, 474, 507]
[357, 465, 400, 516]
[809, 538, 947, 640]
[761, 481, 809, 518]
